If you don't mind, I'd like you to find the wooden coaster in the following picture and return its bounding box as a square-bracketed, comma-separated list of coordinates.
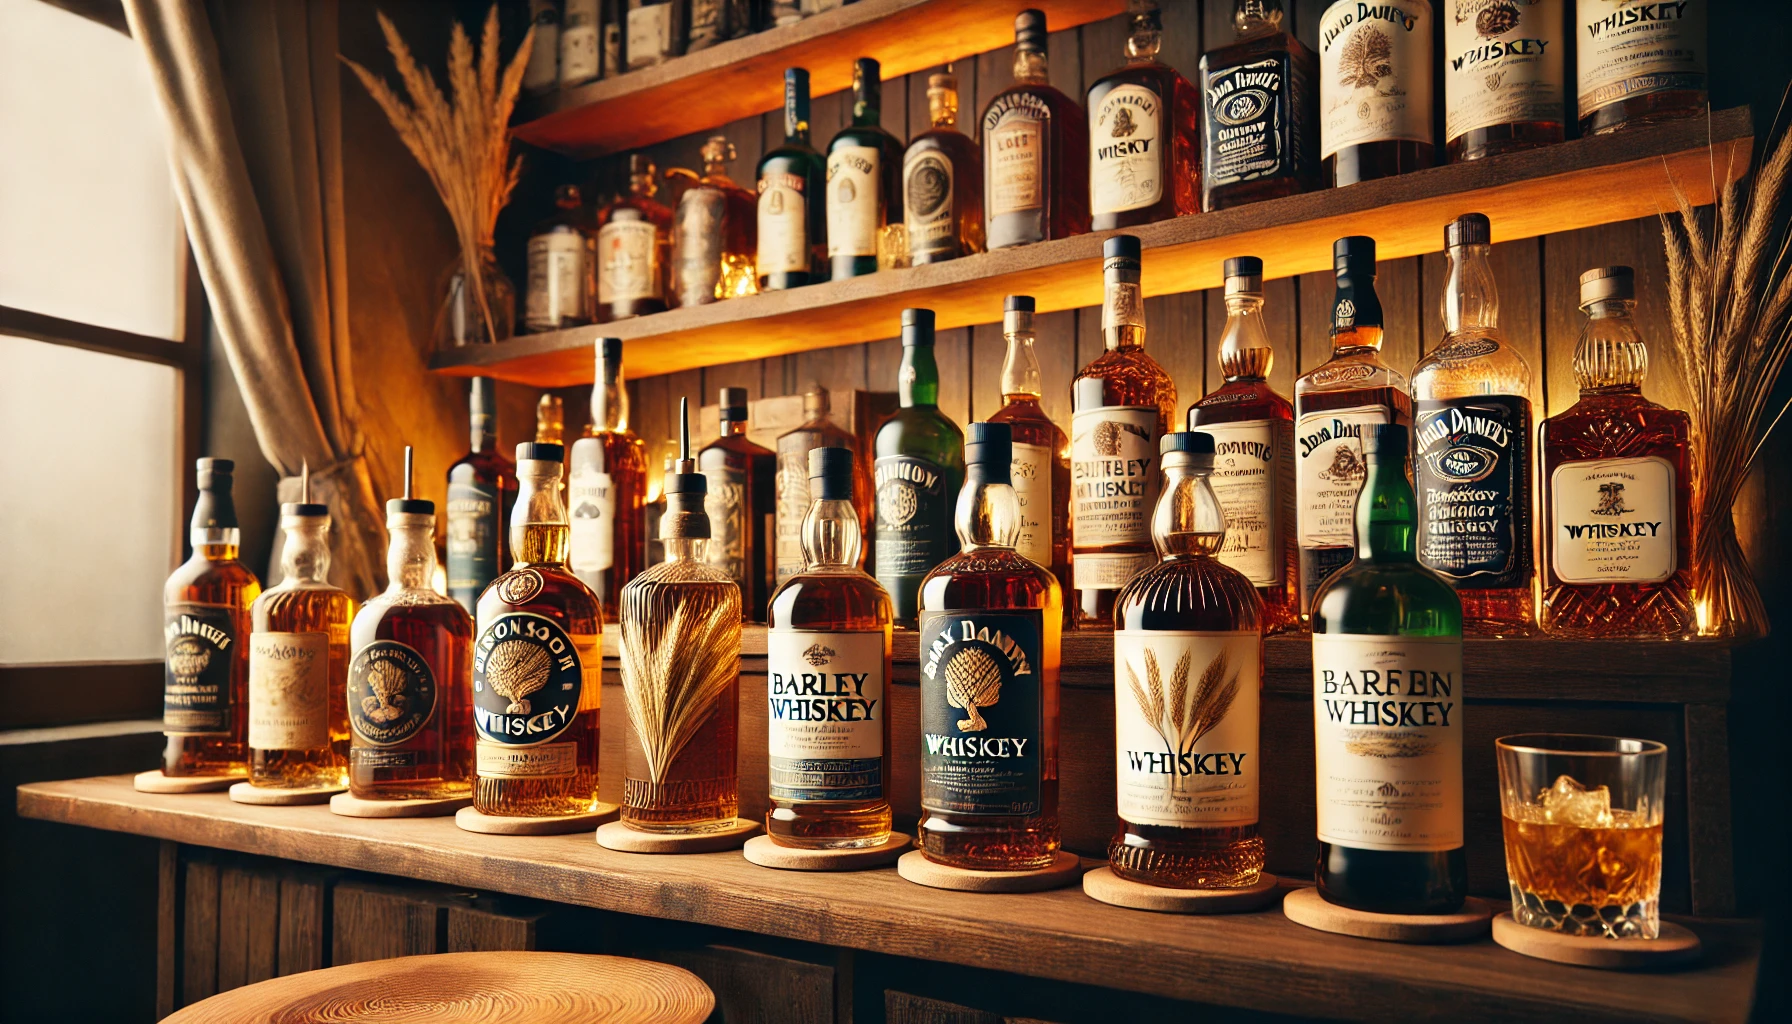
[1082, 867, 1282, 914]
[329, 791, 472, 819]
[1282, 886, 1494, 943]
[741, 832, 911, 871]
[133, 770, 238, 794]
[896, 850, 1084, 893]
[227, 782, 344, 806]
[1491, 913, 1701, 969]
[454, 803, 620, 836]
[595, 818, 761, 854]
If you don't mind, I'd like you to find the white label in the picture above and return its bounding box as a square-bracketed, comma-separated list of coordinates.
[1296, 405, 1387, 548]
[1320, 0, 1434, 158]
[987, 113, 1044, 217]
[1549, 455, 1676, 584]
[903, 149, 955, 254]
[525, 231, 585, 328]
[757, 173, 809, 274]
[1090, 84, 1164, 215]
[524, 23, 560, 92]
[248, 631, 330, 751]
[1011, 441, 1053, 565]
[1201, 419, 1287, 586]
[1071, 405, 1161, 551]
[597, 219, 659, 304]
[1115, 630, 1260, 828]
[1577, 0, 1706, 113]
[1314, 634, 1463, 851]
[826, 145, 880, 258]
[559, 0, 599, 86]
[568, 439, 615, 574]
[1445, 0, 1563, 143]
[766, 630, 886, 803]
[1071, 550, 1156, 591]
[476, 741, 578, 778]
[625, 3, 673, 69]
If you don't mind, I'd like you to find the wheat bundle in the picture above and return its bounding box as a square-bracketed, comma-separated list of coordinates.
[619, 587, 741, 784]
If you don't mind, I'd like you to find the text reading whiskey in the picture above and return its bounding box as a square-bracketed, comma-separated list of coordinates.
[1444, 0, 1563, 162]
[1576, 0, 1706, 135]
[1087, 0, 1200, 229]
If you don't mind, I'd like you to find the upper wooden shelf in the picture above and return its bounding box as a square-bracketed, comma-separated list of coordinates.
[512, 0, 1128, 158]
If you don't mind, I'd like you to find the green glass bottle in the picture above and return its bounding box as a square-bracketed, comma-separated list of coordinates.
[826, 57, 903, 280]
[1310, 423, 1465, 914]
[873, 308, 965, 627]
[756, 67, 828, 291]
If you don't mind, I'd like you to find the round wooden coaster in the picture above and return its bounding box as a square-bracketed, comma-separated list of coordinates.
[595, 818, 762, 854]
[227, 782, 345, 806]
[1282, 886, 1494, 943]
[1082, 867, 1282, 914]
[1491, 913, 1701, 969]
[741, 833, 912, 871]
[454, 803, 620, 836]
[896, 850, 1084, 893]
[133, 770, 238, 794]
[329, 791, 472, 819]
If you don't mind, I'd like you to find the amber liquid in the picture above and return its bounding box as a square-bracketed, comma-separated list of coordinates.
[988, 395, 1071, 622]
[1087, 61, 1201, 229]
[348, 601, 474, 800]
[1200, 28, 1316, 211]
[775, 420, 872, 583]
[1579, 89, 1706, 137]
[1503, 813, 1663, 936]
[699, 428, 777, 621]
[588, 429, 647, 623]
[251, 587, 354, 789]
[981, 77, 1089, 248]
[162, 544, 259, 777]
[596, 193, 672, 321]
[1189, 379, 1301, 635]
[906, 126, 985, 264]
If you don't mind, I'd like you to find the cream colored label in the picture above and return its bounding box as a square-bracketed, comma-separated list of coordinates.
[987, 114, 1044, 217]
[1072, 406, 1160, 551]
[558, 0, 599, 84]
[1071, 550, 1156, 591]
[1445, 0, 1563, 142]
[1296, 405, 1387, 548]
[597, 219, 659, 303]
[1320, 0, 1434, 158]
[1577, 0, 1706, 112]
[476, 741, 578, 778]
[1090, 84, 1164, 215]
[903, 149, 955, 252]
[1549, 455, 1676, 584]
[625, 2, 673, 68]
[568, 440, 614, 574]
[757, 173, 809, 274]
[1011, 441, 1053, 565]
[1202, 419, 1285, 586]
[766, 631, 886, 760]
[526, 232, 585, 327]
[1115, 630, 1260, 828]
[248, 631, 330, 751]
[826, 145, 880, 258]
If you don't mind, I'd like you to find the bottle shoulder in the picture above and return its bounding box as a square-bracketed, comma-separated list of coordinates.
[1089, 59, 1192, 100]
[353, 592, 473, 643]
[1540, 393, 1690, 454]
[1310, 561, 1463, 637]
[1116, 556, 1264, 632]
[769, 570, 893, 631]
[254, 582, 356, 626]
[920, 550, 1062, 607]
[599, 196, 672, 228]
[906, 127, 979, 163]
[1201, 29, 1315, 73]
[1296, 350, 1411, 401]
[1191, 379, 1294, 421]
[759, 142, 826, 175]
[166, 555, 260, 599]
[478, 566, 603, 632]
[1412, 331, 1534, 400]
[701, 433, 776, 459]
[828, 124, 902, 155]
[778, 418, 855, 451]
[875, 409, 967, 461]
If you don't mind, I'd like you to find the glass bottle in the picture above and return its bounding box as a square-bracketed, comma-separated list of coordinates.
[775, 385, 871, 587]
[987, 295, 1071, 613]
[1445, 0, 1563, 162]
[536, 393, 565, 445]
[757, 68, 829, 291]
[1112, 431, 1265, 887]
[619, 400, 743, 832]
[1411, 214, 1535, 635]
[1199, 0, 1317, 211]
[473, 443, 603, 817]
[1310, 423, 1466, 915]
[1086, 1, 1201, 230]
[918, 422, 1063, 869]
[766, 447, 895, 848]
[873, 308, 966, 627]
[904, 71, 985, 265]
[1318, 0, 1434, 186]
[434, 245, 515, 349]
[348, 449, 474, 800]
[700, 386, 777, 622]
[624, 0, 680, 71]
[1294, 236, 1412, 616]
[1539, 267, 1694, 638]
[570, 338, 648, 623]
[560, 0, 600, 88]
[596, 154, 672, 322]
[1575, 0, 1706, 136]
[162, 458, 261, 778]
[827, 58, 905, 279]
[524, 184, 595, 333]
[522, 0, 561, 95]
[447, 378, 514, 615]
[1071, 235, 1177, 628]
[667, 136, 759, 308]
[1188, 257, 1299, 635]
[981, 10, 1090, 249]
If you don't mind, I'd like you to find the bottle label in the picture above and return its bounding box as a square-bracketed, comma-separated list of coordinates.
[164, 603, 238, 735]
[1313, 634, 1464, 852]
[1549, 455, 1677, 584]
[1445, 0, 1563, 143]
[625, 2, 674, 69]
[873, 454, 952, 582]
[775, 447, 811, 584]
[1319, 0, 1434, 158]
[767, 630, 886, 802]
[689, 0, 724, 47]
[918, 611, 1045, 816]
[757, 171, 810, 274]
[1201, 418, 1288, 587]
[1070, 405, 1161, 552]
[473, 612, 586, 757]
[1414, 395, 1531, 586]
[700, 452, 750, 585]
[569, 438, 615, 574]
[1576, 0, 1706, 113]
[348, 639, 438, 747]
[903, 149, 956, 258]
[673, 187, 726, 306]
[248, 631, 331, 751]
[447, 479, 499, 600]
[559, 0, 599, 85]
[597, 219, 660, 304]
[1114, 630, 1260, 828]
[826, 145, 881, 258]
[1203, 57, 1295, 188]
[525, 231, 586, 328]
[1090, 84, 1164, 215]
[984, 98, 1047, 217]
[476, 741, 579, 778]
[1296, 405, 1388, 549]
[1010, 440, 1053, 565]
[1072, 550, 1156, 591]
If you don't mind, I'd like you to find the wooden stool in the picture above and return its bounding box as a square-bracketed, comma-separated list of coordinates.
[163, 950, 713, 1023]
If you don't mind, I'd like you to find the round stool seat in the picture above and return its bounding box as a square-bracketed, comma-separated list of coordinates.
[164, 951, 714, 1023]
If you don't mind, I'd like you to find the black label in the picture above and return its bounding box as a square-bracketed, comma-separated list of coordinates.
[447, 480, 499, 610]
[163, 603, 237, 734]
[917, 610, 1044, 816]
[1414, 395, 1532, 587]
[873, 455, 953, 581]
[348, 640, 439, 747]
[1203, 56, 1301, 187]
[472, 613, 584, 745]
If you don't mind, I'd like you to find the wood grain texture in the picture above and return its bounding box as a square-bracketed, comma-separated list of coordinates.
[329, 791, 471, 818]
[277, 864, 335, 977]
[896, 851, 1085, 892]
[594, 818, 761, 853]
[134, 770, 236, 794]
[1081, 867, 1281, 914]
[455, 804, 621, 836]
[742, 832, 912, 871]
[1283, 888, 1495, 943]
[182, 856, 219, 1006]
[886, 990, 1005, 1024]
[157, 841, 180, 1018]
[215, 860, 279, 991]
[331, 879, 447, 965]
[1491, 914, 1702, 969]
[655, 944, 834, 1024]
[1683, 703, 1737, 916]
[445, 893, 552, 953]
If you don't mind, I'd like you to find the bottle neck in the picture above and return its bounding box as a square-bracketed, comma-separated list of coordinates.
[1125, 9, 1164, 64]
[385, 513, 438, 592]
[899, 345, 940, 407]
[852, 79, 881, 126]
[659, 487, 711, 563]
[720, 418, 747, 437]
[1236, 0, 1284, 38]
[1012, 47, 1048, 84]
[1104, 261, 1146, 352]
[592, 362, 628, 433]
[954, 466, 1021, 551]
[278, 515, 333, 585]
[1444, 242, 1498, 334]
[1220, 292, 1272, 380]
[1152, 456, 1227, 558]
[510, 460, 569, 566]
[801, 497, 863, 569]
[1000, 315, 1043, 401]
[1576, 299, 1648, 394]
[470, 410, 496, 453]
[785, 82, 811, 144]
[1356, 453, 1417, 562]
[1331, 268, 1384, 354]
[628, 174, 656, 200]
[189, 485, 241, 553]
[928, 85, 959, 129]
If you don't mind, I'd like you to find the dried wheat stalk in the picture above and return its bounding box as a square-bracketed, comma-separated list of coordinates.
[619, 592, 741, 784]
[1181, 649, 1238, 753]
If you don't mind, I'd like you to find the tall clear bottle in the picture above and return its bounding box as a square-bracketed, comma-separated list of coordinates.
[987, 295, 1071, 611]
[826, 58, 904, 279]
[570, 338, 648, 623]
[873, 309, 965, 627]
[447, 378, 514, 615]
[757, 68, 828, 290]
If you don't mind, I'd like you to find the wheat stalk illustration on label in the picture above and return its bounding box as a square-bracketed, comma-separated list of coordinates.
[1124, 647, 1240, 792]
[486, 639, 550, 714]
[945, 648, 1002, 732]
[620, 592, 740, 784]
[361, 659, 410, 723]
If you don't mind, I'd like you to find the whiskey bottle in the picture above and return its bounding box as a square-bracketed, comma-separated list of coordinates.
[987, 296, 1070, 607]
[163, 458, 260, 777]
[619, 400, 742, 832]
[600, 0, 624, 78]
[918, 422, 1063, 869]
[700, 387, 777, 621]
[873, 308, 965, 627]
[1576, 0, 1706, 136]
[687, 0, 724, 51]
[668, 136, 759, 308]
[904, 70, 985, 265]
[1294, 236, 1412, 615]
[570, 338, 647, 623]
[1086, 1, 1200, 230]
[981, 10, 1090, 250]
[1112, 431, 1264, 887]
[766, 447, 894, 848]
[596, 154, 672, 322]
[536, 393, 565, 445]
[524, 184, 594, 333]
[1411, 215, 1534, 634]
[559, 0, 599, 89]
[1071, 235, 1177, 627]
[757, 68, 828, 290]
[522, 0, 560, 95]
[1318, 0, 1434, 186]
[625, 0, 680, 71]
[348, 448, 474, 800]
[1199, 0, 1317, 211]
[473, 443, 603, 816]
[1311, 423, 1466, 915]
[775, 385, 870, 586]
[827, 58, 904, 279]
[1444, 0, 1563, 161]
[1539, 267, 1693, 638]
[447, 378, 513, 615]
[248, 467, 354, 790]
[1187, 257, 1298, 635]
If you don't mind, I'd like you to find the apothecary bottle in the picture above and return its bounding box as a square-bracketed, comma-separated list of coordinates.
[873, 308, 965, 627]
[699, 387, 777, 621]
[668, 135, 758, 308]
[1444, 0, 1563, 161]
[524, 184, 594, 333]
[447, 378, 513, 615]
[982, 10, 1089, 249]
[1199, 0, 1317, 211]
[904, 71, 984, 265]
[1086, 0, 1200, 230]
[758, 67, 828, 290]
[827, 58, 904, 279]
[570, 338, 648, 623]
[596, 154, 672, 321]
[1575, 0, 1706, 135]
[987, 295, 1070, 611]
[1318, 0, 1434, 185]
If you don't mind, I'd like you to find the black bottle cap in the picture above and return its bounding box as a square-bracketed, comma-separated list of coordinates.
[901, 307, 936, 345]
[1580, 266, 1635, 304]
[666, 468, 708, 497]
[1334, 235, 1376, 269]
[719, 387, 749, 421]
[965, 421, 1013, 474]
[1005, 295, 1035, 313]
[388, 498, 435, 516]
[1104, 234, 1142, 262]
[516, 442, 564, 463]
[1161, 431, 1216, 456]
[853, 57, 880, 85]
[1446, 213, 1491, 248]
[281, 501, 328, 518]
[1015, 9, 1048, 50]
[597, 337, 623, 363]
[1363, 423, 1408, 458]
[196, 458, 235, 490]
[785, 66, 809, 92]
[809, 446, 856, 501]
[1224, 256, 1263, 279]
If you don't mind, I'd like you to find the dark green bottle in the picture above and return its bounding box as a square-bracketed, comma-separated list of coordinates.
[873, 308, 965, 627]
[1310, 423, 1466, 915]
[826, 58, 903, 280]
[756, 67, 828, 291]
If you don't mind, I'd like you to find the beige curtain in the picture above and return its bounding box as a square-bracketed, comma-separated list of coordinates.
[123, 0, 384, 597]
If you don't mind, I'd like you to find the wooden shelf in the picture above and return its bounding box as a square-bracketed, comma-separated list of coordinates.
[438, 107, 1754, 386]
[512, 0, 1128, 158]
[17, 776, 1760, 1023]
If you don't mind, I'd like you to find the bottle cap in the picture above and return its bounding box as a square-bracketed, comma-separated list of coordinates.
[901, 307, 936, 345]
[719, 387, 749, 421]
[627, 153, 655, 177]
[1015, 9, 1048, 50]
[965, 421, 1013, 474]
[1224, 256, 1263, 279]
[1005, 295, 1035, 313]
[1363, 423, 1408, 458]
[281, 502, 328, 517]
[802, 384, 830, 415]
[809, 446, 856, 501]
[853, 57, 880, 86]
[928, 71, 957, 93]
[1446, 213, 1491, 248]
[388, 498, 434, 516]
[1580, 265, 1635, 304]
[665, 468, 707, 496]
[1104, 234, 1142, 262]
[596, 337, 623, 363]
[196, 458, 235, 490]
[1334, 235, 1376, 269]
[516, 442, 564, 463]
[1161, 431, 1216, 456]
